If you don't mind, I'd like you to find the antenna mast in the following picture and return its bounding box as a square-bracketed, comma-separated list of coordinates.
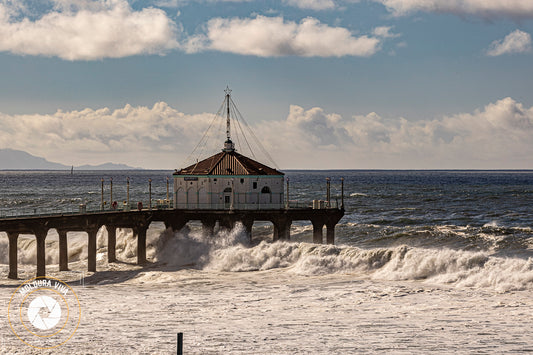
[225, 86, 231, 141]
[222, 86, 235, 152]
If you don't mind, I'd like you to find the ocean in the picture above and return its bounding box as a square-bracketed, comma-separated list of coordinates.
[1, 170, 533, 353]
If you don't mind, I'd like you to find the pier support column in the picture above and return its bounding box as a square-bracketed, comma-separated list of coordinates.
[167, 217, 187, 233]
[58, 230, 69, 271]
[34, 228, 48, 277]
[134, 225, 148, 265]
[312, 221, 324, 244]
[87, 228, 98, 272]
[8, 232, 19, 279]
[201, 219, 216, 236]
[326, 222, 336, 245]
[219, 218, 235, 231]
[273, 219, 291, 241]
[241, 219, 254, 243]
[273, 222, 280, 242]
[106, 226, 117, 263]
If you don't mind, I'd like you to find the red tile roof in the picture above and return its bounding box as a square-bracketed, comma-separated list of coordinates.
[175, 151, 283, 176]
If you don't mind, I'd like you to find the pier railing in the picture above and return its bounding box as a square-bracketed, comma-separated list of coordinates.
[0, 199, 341, 220]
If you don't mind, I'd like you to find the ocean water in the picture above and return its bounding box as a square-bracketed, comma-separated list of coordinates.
[1, 170, 533, 353]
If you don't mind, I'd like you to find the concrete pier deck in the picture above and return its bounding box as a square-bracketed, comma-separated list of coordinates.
[1, 207, 344, 279]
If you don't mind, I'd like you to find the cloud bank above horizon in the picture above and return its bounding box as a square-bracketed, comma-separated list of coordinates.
[1, 97, 532, 169]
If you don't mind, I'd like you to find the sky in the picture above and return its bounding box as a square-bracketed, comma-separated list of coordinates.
[0, 0, 533, 169]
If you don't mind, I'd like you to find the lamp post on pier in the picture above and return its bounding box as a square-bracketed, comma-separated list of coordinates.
[341, 177, 344, 209]
[286, 177, 289, 209]
[166, 177, 169, 207]
[149, 178, 152, 210]
[326, 177, 331, 208]
[101, 178, 104, 211]
[127, 177, 130, 209]
[110, 177, 113, 209]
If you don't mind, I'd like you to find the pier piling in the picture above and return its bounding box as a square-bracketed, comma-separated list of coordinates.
[242, 219, 254, 242]
[135, 225, 148, 265]
[107, 226, 117, 262]
[58, 230, 69, 271]
[326, 222, 336, 245]
[201, 219, 216, 236]
[8, 232, 18, 279]
[312, 221, 324, 244]
[88, 228, 98, 272]
[273, 219, 291, 241]
[35, 229, 47, 277]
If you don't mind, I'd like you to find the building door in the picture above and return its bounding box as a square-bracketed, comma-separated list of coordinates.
[223, 187, 232, 209]
[260, 186, 272, 205]
[187, 187, 197, 208]
[198, 187, 208, 208]
[176, 188, 186, 208]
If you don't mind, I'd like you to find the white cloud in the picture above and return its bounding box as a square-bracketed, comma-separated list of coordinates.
[0, 102, 216, 168]
[0, 0, 179, 60]
[2, 97, 533, 169]
[186, 16, 381, 57]
[283, 0, 336, 11]
[372, 26, 400, 38]
[256, 97, 533, 169]
[0, 2, 382, 59]
[154, 0, 251, 6]
[486, 30, 532, 56]
[374, 0, 533, 19]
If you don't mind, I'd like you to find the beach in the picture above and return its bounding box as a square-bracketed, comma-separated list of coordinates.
[1, 224, 533, 354]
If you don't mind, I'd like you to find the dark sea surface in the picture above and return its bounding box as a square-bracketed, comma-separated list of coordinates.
[1, 170, 533, 256]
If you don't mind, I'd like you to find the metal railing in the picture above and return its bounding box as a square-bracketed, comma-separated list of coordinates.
[0, 199, 341, 220]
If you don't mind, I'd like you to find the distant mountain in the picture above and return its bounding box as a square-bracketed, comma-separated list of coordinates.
[0, 149, 69, 170]
[0, 149, 138, 170]
[76, 163, 141, 170]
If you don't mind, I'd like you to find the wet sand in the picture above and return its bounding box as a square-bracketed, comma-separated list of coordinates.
[1, 263, 532, 354]
[1, 226, 533, 354]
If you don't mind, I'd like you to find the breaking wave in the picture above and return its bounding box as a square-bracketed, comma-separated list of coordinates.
[148, 226, 533, 292]
[2, 224, 533, 292]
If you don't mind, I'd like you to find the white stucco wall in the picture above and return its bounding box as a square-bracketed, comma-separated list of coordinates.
[173, 175, 285, 209]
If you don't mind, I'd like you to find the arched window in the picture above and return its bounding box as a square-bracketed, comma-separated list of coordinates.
[261, 186, 271, 194]
[224, 187, 232, 193]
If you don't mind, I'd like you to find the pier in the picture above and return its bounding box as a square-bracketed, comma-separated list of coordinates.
[1, 88, 345, 280]
[1, 206, 343, 279]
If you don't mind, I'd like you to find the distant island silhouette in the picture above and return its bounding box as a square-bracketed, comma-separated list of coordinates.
[0, 149, 140, 170]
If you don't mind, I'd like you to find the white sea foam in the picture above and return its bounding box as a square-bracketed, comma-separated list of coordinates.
[2, 225, 533, 292]
[153, 223, 250, 269]
[484, 221, 499, 228]
[148, 227, 533, 291]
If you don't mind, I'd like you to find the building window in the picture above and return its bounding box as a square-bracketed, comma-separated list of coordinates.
[261, 186, 271, 193]
[240, 178, 244, 184]
[224, 187, 232, 193]
[214, 178, 217, 181]
[253, 182, 257, 189]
